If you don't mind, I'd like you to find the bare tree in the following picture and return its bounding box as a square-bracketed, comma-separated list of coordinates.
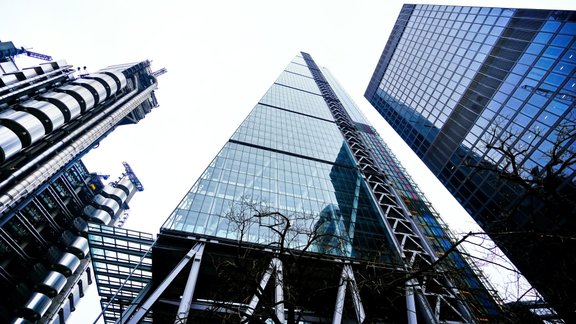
[182, 196, 514, 323]
[463, 116, 576, 321]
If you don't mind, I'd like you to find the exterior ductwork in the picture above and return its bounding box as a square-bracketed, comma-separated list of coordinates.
[117, 177, 136, 196]
[0, 84, 155, 214]
[0, 126, 22, 161]
[19, 292, 51, 321]
[0, 109, 46, 146]
[0, 67, 133, 164]
[52, 252, 81, 277]
[57, 84, 95, 112]
[103, 185, 129, 205]
[83, 204, 112, 225]
[40, 91, 82, 121]
[62, 231, 90, 258]
[93, 194, 121, 217]
[18, 100, 66, 133]
[72, 78, 107, 105]
[35, 271, 67, 297]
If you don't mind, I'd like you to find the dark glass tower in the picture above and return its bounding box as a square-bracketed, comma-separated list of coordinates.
[113, 53, 503, 323]
[0, 41, 161, 323]
[365, 5, 575, 320]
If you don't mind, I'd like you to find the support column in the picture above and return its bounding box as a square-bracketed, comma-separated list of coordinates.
[333, 264, 365, 324]
[175, 243, 205, 323]
[124, 242, 205, 324]
[406, 280, 418, 324]
[244, 257, 284, 322]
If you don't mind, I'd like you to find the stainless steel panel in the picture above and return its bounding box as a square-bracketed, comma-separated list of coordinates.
[0, 126, 22, 161]
[83, 205, 112, 225]
[73, 78, 107, 104]
[20, 99, 66, 131]
[0, 109, 45, 144]
[55, 252, 80, 276]
[89, 73, 118, 95]
[71, 284, 80, 305]
[41, 91, 82, 120]
[38, 271, 67, 296]
[73, 217, 88, 235]
[40, 63, 54, 73]
[58, 84, 95, 111]
[61, 298, 71, 322]
[103, 185, 128, 204]
[11, 317, 32, 324]
[68, 235, 89, 258]
[22, 69, 37, 79]
[1, 74, 18, 86]
[105, 70, 127, 90]
[117, 178, 135, 195]
[22, 292, 51, 320]
[93, 194, 120, 216]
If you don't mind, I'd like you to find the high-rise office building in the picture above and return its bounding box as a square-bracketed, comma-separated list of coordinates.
[0, 41, 161, 323]
[103, 53, 503, 323]
[365, 5, 575, 320]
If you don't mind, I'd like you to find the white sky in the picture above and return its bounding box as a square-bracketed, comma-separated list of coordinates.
[2, 1, 574, 323]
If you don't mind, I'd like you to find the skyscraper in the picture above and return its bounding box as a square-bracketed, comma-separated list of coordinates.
[108, 53, 502, 323]
[0, 41, 161, 323]
[365, 5, 575, 320]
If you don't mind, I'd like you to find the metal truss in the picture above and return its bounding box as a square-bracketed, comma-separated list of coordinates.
[243, 257, 285, 323]
[301, 52, 473, 323]
[120, 242, 205, 324]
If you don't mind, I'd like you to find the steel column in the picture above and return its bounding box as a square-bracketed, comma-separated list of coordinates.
[175, 243, 205, 323]
[123, 242, 205, 324]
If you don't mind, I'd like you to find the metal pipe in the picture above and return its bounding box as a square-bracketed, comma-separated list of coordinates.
[0, 66, 73, 102]
[175, 243, 205, 323]
[0, 84, 154, 215]
[406, 280, 418, 324]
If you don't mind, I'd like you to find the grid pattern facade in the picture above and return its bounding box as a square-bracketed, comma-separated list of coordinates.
[366, 4, 576, 320]
[367, 5, 575, 221]
[89, 223, 154, 323]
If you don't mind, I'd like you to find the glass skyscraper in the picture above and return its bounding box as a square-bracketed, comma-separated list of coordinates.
[365, 5, 575, 320]
[113, 53, 504, 323]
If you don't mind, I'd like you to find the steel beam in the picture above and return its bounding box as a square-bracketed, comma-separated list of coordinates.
[175, 243, 205, 323]
[122, 242, 205, 324]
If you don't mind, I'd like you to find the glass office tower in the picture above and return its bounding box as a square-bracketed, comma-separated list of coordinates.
[115, 53, 503, 323]
[365, 5, 575, 320]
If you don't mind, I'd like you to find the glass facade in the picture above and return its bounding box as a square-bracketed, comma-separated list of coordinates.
[366, 4, 575, 321]
[160, 54, 501, 319]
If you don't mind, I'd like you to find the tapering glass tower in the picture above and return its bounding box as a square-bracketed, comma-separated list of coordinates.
[115, 53, 503, 323]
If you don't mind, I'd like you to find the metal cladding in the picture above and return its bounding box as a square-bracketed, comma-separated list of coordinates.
[117, 177, 136, 196]
[0, 67, 128, 163]
[18, 100, 65, 133]
[53, 252, 81, 277]
[57, 84, 95, 112]
[72, 78, 107, 105]
[40, 91, 82, 121]
[73, 217, 89, 236]
[93, 194, 121, 217]
[62, 231, 90, 258]
[0, 109, 45, 146]
[0, 126, 21, 161]
[35, 271, 67, 297]
[20, 292, 51, 321]
[83, 204, 112, 225]
[103, 185, 129, 205]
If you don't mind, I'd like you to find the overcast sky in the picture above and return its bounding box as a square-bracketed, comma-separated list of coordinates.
[2, 1, 575, 323]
